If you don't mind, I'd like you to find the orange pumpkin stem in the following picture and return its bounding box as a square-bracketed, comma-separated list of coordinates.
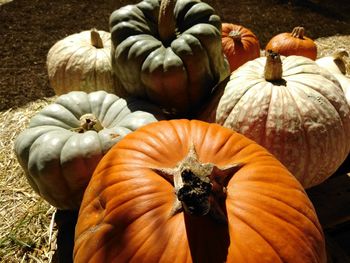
[291, 26, 305, 39]
[72, 113, 104, 133]
[90, 29, 104, 48]
[158, 0, 177, 46]
[154, 144, 242, 224]
[264, 50, 283, 82]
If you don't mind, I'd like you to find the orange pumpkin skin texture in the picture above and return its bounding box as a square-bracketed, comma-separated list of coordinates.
[265, 26, 317, 60]
[222, 23, 261, 72]
[74, 120, 326, 263]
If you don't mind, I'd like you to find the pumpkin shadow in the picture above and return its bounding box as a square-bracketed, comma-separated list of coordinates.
[183, 204, 230, 263]
[54, 209, 79, 263]
[195, 75, 230, 122]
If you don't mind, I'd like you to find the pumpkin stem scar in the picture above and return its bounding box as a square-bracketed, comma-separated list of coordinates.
[71, 113, 104, 133]
[264, 50, 286, 85]
[152, 144, 243, 224]
[158, 0, 177, 46]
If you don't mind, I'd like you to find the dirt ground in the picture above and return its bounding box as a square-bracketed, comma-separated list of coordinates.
[1, 0, 350, 111]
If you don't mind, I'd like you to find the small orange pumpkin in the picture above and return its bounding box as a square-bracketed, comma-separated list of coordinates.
[265, 26, 317, 60]
[74, 119, 326, 263]
[221, 23, 261, 72]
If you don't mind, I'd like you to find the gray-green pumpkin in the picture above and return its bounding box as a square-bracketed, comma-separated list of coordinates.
[14, 90, 165, 210]
[109, 0, 230, 116]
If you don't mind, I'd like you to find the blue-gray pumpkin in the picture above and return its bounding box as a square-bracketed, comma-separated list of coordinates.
[109, 0, 230, 116]
[14, 90, 165, 210]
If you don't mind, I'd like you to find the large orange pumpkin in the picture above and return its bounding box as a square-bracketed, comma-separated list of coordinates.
[74, 119, 326, 263]
[221, 23, 261, 72]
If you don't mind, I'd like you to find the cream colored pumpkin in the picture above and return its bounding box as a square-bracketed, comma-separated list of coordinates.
[47, 29, 115, 95]
[203, 51, 350, 188]
[316, 50, 350, 105]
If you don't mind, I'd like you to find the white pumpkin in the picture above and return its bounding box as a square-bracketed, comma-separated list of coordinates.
[316, 50, 350, 105]
[14, 90, 165, 210]
[202, 51, 350, 188]
[47, 29, 115, 95]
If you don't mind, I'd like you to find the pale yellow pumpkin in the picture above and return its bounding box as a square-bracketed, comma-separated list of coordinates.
[47, 29, 115, 95]
[200, 51, 350, 188]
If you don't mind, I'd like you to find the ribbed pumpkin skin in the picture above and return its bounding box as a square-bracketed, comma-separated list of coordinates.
[47, 30, 115, 95]
[109, 0, 229, 116]
[208, 55, 350, 188]
[74, 119, 326, 263]
[14, 90, 165, 210]
[221, 23, 260, 72]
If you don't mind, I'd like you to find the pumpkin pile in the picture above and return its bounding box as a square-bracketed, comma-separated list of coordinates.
[13, 0, 350, 262]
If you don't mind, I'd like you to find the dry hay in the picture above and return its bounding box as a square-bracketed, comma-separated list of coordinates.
[0, 35, 349, 262]
[315, 35, 350, 77]
[315, 34, 350, 61]
[0, 96, 58, 263]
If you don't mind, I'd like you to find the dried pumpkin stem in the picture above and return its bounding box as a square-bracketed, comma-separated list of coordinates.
[333, 49, 349, 75]
[264, 50, 283, 82]
[73, 113, 104, 133]
[158, 0, 177, 46]
[175, 163, 241, 224]
[177, 169, 212, 216]
[90, 29, 104, 48]
[291, 26, 305, 39]
[154, 144, 242, 224]
[228, 30, 242, 42]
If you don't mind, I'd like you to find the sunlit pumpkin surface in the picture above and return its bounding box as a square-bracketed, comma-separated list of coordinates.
[74, 119, 326, 263]
[265, 26, 317, 60]
[214, 55, 350, 188]
[47, 30, 115, 95]
[14, 90, 165, 209]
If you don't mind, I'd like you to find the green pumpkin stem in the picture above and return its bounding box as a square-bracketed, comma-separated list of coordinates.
[90, 29, 104, 48]
[158, 0, 177, 46]
[73, 113, 104, 133]
[291, 26, 305, 39]
[264, 50, 283, 82]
